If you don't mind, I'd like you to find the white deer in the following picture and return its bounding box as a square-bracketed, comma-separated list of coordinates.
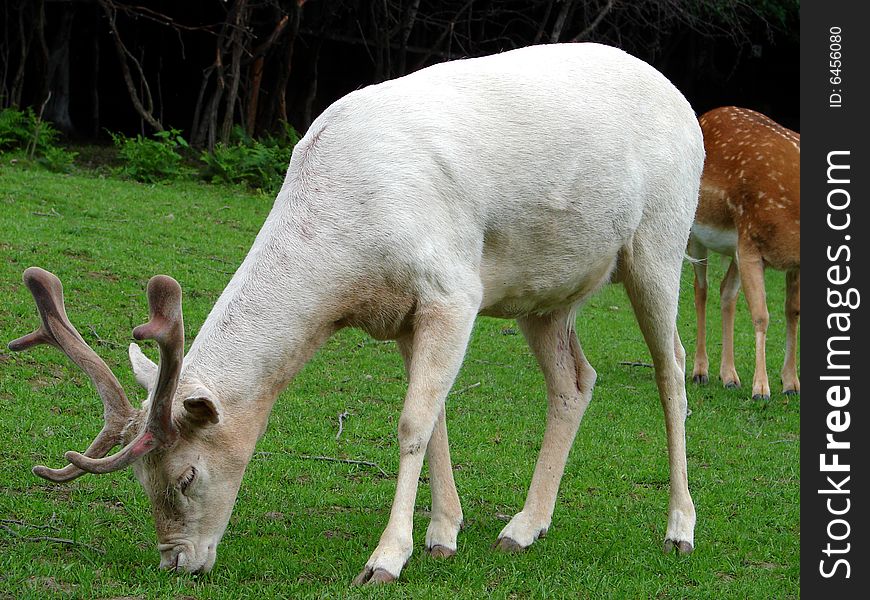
[10, 43, 703, 583]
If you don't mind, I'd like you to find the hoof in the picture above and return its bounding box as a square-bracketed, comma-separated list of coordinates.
[723, 381, 740, 390]
[426, 544, 456, 559]
[351, 566, 397, 586]
[692, 374, 709, 385]
[493, 537, 525, 553]
[783, 389, 800, 396]
[351, 567, 372, 586]
[752, 394, 771, 401]
[663, 539, 694, 554]
[369, 568, 397, 584]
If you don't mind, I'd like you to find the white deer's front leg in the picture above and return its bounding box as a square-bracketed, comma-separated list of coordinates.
[424, 408, 463, 557]
[397, 337, 463, 558]
[353, 299, 477, 585]
[352, 451, 424, 584]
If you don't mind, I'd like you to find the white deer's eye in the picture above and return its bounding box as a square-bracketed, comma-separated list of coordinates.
[178, 467, 197, 495]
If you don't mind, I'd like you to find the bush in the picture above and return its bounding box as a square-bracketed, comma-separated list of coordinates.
[111, 128, 190, 183]
[0, 107, 34, 151]
[0, 106, 66, 162]
[200, 123, 299, 191]
[39, 145, 79, 173]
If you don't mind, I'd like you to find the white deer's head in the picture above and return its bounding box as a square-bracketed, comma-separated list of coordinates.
[10, 267, 253, 573]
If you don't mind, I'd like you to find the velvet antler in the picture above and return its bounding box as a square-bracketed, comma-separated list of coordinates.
[9, 267, 137, 481]
[10, 268, 186, 478]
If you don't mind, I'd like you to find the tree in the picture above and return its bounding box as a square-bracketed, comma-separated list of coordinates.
[0, 0, 800, 145]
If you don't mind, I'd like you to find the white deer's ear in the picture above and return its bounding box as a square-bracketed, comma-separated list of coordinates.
[182, 386, 222, 425]
[128, 342, 158, 392]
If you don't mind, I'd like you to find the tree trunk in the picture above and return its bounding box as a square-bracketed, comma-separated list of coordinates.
[550, 0, 576, 43]
[10, 1, 38, 107]
[220, 0, 248, 144]
[263, 4, 300, 132]
[397, 0, 420, 76]
[302, 37, 322, 130]
[191, 29, 228, 149]
[91, 31, 100, 138]
[246, 12, 290, 137]
[42, 6, 76, 135]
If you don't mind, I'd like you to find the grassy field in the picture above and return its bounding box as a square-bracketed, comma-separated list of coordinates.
[0, 164, 799, 599]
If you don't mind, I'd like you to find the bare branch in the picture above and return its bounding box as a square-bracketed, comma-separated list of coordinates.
[450, 381, 481, 396]
[255, 451, 390, 478]
[570, 0, 615, 42]
[619, 361, 654, 368]
[336, 410, 349, 441]
[299, 455, 390, 478]
[550, 0, 576, 43]
[0, 523, 105, 555]
[96, 0, 163, 131]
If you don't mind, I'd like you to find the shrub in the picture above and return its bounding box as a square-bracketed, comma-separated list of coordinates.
[200, 123, 299, 191]
[39, 145, 79, 173]
[0, 106, 63, 160]
[111, 128, 190, 183]
[0, 107, 33, 151]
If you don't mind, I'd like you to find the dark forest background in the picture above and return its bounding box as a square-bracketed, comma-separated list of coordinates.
[1, 0, 799, 149]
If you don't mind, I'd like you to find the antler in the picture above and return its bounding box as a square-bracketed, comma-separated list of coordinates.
[64, 274, 184, 474]
[8, 267, 137, 482]
[9, 268, 186, 480]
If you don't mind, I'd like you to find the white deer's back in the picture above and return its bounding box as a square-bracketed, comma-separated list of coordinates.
[235, 43, 702, 334]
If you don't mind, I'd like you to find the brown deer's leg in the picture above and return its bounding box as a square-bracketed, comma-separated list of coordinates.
[781, 268, 800, 395]
[719, 259, 742, 389]
[736, 246, 771, 400]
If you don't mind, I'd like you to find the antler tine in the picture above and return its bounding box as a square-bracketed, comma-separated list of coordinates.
[133, 275, 184, 444]
[8, 267, 137, 482]
[65, 275, 184, 474]
[32, 426, 123, 482]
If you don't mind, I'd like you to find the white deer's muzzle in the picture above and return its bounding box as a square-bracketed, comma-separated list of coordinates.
[158, 539, 217, 574]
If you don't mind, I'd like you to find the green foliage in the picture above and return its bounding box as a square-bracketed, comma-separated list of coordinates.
[753, 0, 800, 27]
[0, 107, 55, 154]
[200, 123, 299, 191]
[0, 107, 34, 151]
[694, 0, 799, 31]
[0, 107, 76, 171]
[110, 128, 191, 183]
[38, 145, 79, 173]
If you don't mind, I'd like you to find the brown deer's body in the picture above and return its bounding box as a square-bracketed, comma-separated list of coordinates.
[688, 106, 800, 399]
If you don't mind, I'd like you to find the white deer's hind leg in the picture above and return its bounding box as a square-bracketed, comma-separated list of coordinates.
[623, 246, 695, 554]
[396, 337, 463, 558]
[495, 309, 595, 551]
[353, 298, 477, 585]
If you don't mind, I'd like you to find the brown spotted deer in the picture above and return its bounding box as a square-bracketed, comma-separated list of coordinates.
[9, 43, 703, 583]
[687, 106, 800, 400]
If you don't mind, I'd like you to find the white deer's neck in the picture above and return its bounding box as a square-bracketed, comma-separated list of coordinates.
[182, 190, 337, 415]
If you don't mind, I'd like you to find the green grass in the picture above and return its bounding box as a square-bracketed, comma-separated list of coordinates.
[0, 164, 799, 599]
